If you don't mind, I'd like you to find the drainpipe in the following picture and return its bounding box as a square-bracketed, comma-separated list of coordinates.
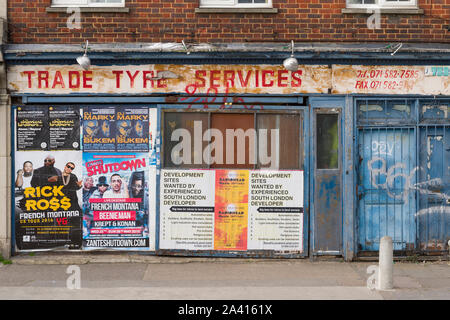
[0, 0, 11, 259]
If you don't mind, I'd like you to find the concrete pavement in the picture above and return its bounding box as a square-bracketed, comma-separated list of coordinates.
[0, 253, 448, 300]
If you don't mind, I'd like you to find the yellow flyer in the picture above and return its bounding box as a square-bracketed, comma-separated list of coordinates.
[214, 170, 249, 250]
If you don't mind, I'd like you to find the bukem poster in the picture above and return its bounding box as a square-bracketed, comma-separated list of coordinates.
[115, 106, 150, 152]
[214, 170, 249, 251]
[82, 106, 116, 152]
[82, 153, 150, 249]
[159, 170, 215, 250]
[14, 151, 83, 250]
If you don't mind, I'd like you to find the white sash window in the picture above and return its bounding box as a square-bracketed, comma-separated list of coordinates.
[52, 0, 125, 7]
[200, 0, 272, 8]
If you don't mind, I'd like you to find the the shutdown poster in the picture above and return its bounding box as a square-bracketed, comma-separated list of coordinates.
[82, 153, 150, 249]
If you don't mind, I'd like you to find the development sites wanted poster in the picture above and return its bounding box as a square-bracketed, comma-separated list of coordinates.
[247, 171, 304, 251]
[159, 170, 215, 250]
[14, 151, 83, 250]
[82, 153, 150, 249]
[159, 169, 304, 252]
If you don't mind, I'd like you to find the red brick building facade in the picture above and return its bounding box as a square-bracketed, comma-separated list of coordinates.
[7, 0, 450, 44]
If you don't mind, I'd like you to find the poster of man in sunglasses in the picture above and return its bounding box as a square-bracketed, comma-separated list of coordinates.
[13, 151, 83, 250]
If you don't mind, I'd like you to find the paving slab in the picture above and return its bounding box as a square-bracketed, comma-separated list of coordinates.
[0, 286, 384, 300]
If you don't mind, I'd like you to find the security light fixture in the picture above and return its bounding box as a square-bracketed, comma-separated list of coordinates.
[390, 43, 402, 56]
[77, 40, 91, 70]
[182, 40, 190, 55]
[283, 40, 298, 72]
[385, 43, 403, 56]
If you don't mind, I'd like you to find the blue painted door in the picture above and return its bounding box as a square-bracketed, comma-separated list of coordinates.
[311, 99, 343, 255]
[358, 128, 417, 251]
[418, 125, 450, 252]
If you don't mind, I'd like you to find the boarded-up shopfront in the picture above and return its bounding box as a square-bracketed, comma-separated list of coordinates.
[6, 46, 450, 260]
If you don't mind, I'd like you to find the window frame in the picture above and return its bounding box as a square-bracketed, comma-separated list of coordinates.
[346, 0, 417, 9]
[162, 110, 302, 170]
[199, 0, 272, 9]
[51, 0, 125, 8]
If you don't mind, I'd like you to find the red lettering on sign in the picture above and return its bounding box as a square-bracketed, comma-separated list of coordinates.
[83, 71, 93, 88]
[262, 70, 274, 87]
[143, 71, 154, 88]
[224, 70, 235, 88]
[195, 70, 206, 88]
[210, 70, 220, 88]
[126, 70, 140, 88]
[291, 70, 302, 87]
[38, 71, 49, 89]
[23, 71, 35, 88]
[68, 71, 80, 88]
[52, 71, 65, 89]
[237, 70, 252, 87]
[277, 70, 288, 87]
[112, 70, 123, 88]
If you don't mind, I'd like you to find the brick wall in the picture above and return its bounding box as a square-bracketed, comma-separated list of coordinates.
[7, 0, 450, 44]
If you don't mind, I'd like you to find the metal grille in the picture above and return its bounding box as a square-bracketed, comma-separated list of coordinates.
[358, 127, 416, 251]
[356, 98, 449, 254]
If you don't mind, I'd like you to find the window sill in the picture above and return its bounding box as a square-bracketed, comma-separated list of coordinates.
[195, 8, 278, 14]
[342, 8, 423, 14]
[46, 7, 130, 13]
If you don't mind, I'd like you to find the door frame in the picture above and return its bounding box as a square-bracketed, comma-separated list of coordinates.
[309, 97, 349, 257]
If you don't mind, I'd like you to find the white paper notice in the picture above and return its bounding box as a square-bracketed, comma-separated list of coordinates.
[160, 169, 215, 250]
[247, 171, 304, 251]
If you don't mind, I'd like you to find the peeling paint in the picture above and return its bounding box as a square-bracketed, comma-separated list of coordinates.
[392, 104, 411, 115]
[360, 104, 383, 112]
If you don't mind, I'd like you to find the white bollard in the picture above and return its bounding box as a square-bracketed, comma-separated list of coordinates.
[378, 236, 393, 290]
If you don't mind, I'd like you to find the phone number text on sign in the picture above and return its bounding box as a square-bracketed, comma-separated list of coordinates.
[355, 69, 419, 91]
[356, 69, 420, 79]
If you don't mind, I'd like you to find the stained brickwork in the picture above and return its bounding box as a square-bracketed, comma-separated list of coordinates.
[7, 0, 450, 43]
